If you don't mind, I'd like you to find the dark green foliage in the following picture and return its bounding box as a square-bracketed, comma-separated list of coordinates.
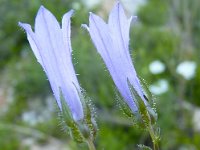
[0, 129, 21, 150]
[189, 67, 200, 106]
[137, 0, 168, 26]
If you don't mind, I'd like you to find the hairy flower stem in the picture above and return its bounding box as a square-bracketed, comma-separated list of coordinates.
[86, 138, 96, 150]
[148, 125, 159, 150]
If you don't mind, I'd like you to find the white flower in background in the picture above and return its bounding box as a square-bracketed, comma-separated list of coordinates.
[121, 0, 146, 14]
[22, 111, 40, 126]
[82, 0, 146, 13]
[176, 61, 197, 80]
[72, 2, 81, 10]
[149, 60, 165, 74]
[149, 79, 169, 95]
[193, 109, 200, 132]
[82, 0, 101, 8]
[193, 108, 200, 132]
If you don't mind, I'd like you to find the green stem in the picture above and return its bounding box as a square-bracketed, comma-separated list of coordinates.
[86, 138, 96, 150]
[148, 125, 159, 150]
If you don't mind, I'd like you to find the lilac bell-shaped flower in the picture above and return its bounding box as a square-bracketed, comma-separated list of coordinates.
[84, 2, 159, 148]
[19, 6, 97, 144]
[83, 2, 148, 114]
[19, 6, 83, 121]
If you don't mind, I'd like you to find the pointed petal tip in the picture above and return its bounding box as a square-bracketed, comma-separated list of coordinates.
[18, 22, 23, 27]
[115, 0, 123, 9]
[81, 24, 89, 31]
[89, 12, 94, 16]
[69, 9, 74, 15]
[39, 5, 45, 11]
[18, 22, 26, 31]
[18, 22, 31, 30]
[89, 12, 92, 17]
[109, 0, 126, 20]
[89, 12, 97, 20]
[18, 21, 27, 27]
[89, 12, 94, 20]
[132, 16, 138, 20]
[89, 12, 102, 22]
[63, 9, 74, 19]
[62, 9, 74, 29]
[130, 16, 137, 23]
[37, 5, 49, 16]
[68, 9, 74, 17]
[116, 0, 120, 6]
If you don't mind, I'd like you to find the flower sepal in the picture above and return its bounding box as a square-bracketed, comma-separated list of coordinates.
[127, 80, 157, 129]
[59, 89, 97, 144]
[78, 88, 97, 141]
[60, 91, 84, 143]
[116, 91, 134, 119]
[128, 80, 160, 147]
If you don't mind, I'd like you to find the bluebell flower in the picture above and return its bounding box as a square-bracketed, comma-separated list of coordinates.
[19, 6, 83, 121]
[83, 2, 147, 113]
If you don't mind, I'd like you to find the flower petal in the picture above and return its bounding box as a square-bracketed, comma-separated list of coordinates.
[108, 2, 136, 67]
[18, 22, 43, 66]
[62, 10, 74, 53]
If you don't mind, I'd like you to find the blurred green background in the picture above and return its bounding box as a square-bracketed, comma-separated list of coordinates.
[0, 0, 200, 149]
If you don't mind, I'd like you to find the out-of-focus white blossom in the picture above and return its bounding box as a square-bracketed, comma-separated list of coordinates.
[121, 0, 146, 14]
[176, 61, 197, 80]
[193, 108, 200, 132]
[149, 79, 169, 95]
[149, 60, 165, 74]
[72, 2, 81, 10]
[82, 0, 101, 8]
